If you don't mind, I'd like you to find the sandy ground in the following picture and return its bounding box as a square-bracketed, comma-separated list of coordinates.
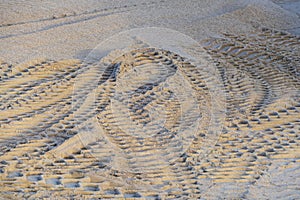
[0, 0, 300, 199]
[1, 0, 300, 63]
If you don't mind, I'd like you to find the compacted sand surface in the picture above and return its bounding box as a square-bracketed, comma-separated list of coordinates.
[0, 0, 300, 199]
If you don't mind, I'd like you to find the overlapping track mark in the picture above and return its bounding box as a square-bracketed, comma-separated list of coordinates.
[92, 48, 214, 198]
[0, 28, 299, 199]
[0, 58, 109, 158]
[198, 28, 300, 183]
[0, 46, 218, 198]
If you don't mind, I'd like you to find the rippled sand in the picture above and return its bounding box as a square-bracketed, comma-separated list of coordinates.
[0, 0, 300, 199]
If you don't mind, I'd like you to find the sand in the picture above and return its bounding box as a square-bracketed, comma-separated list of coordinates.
[0, 0, 300, 199]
